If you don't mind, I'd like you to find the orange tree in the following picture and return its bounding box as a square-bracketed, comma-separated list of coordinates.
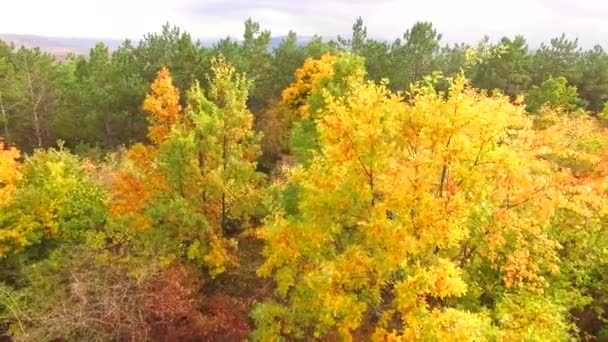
[107, 60, 262, 276]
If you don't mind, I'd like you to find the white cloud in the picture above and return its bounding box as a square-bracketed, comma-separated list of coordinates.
[1, 0, 606, 47]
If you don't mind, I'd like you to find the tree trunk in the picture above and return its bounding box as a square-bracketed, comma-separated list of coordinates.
[0, 91, 9, 140]
[24, 56, 44, 148]
[221, 134, 227, 233]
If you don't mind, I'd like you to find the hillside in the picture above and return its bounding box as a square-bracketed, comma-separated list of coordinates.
[0, 33, 314, 59]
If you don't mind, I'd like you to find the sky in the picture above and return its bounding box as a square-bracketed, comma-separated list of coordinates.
[1, 0, 607, 47]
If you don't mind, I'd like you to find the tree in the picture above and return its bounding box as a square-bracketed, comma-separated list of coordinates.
[573, 46, 608, 111]
[390, 22, 442, 91]
[7, 48, 61, 151]
[142, 67, 183, 144]
[281, 53, 366, 164]
[301, 35, 339, 60]
[136, 23, 210, 94]
[268, 31, 306, 99]
[339, 17, 391, 83]
[470, 35, 531, 97]
[0, 147, 106, 258]
[531, 33, 581, 85]
[525, 112, 608, 338]
[256, 103, 292, 171]
[57, 39, 153, 149]
[107, 58, 262, 277]
[182, 57, 262, 234]
[0, 42, 18, 142]
[0, 141, 20, 209]
[254, 76, 570, 340]
[281, 53, 337, 117]
[214, 19, 272, 111]
[338, 17, 368, 55]
[361, 39, 391, 83]
[525, 76, 582, 113]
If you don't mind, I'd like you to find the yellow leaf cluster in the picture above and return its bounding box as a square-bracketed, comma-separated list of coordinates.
[281, 53, 336, 116]
[0, 141, 21, 207]
[257, 75, 574, 338]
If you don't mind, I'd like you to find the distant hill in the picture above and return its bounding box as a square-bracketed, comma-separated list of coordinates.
[0, 34, 123, 58]
[268, 35, 314, 50]
[0, 34, 316, 59]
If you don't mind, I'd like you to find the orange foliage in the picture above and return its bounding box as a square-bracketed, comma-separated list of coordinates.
[143, 67, 183, 144]
[108, 171, 152, 230]
[0, 140, 21, 207]
[108, 144, 167, 231]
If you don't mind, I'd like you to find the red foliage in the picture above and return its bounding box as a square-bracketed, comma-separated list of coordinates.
[196, 294, 253, 341]
[143, 264, 253, 341]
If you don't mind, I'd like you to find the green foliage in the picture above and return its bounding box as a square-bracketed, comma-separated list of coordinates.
[525, 76, 583, 113]
[470, 35, 531, 96]
[184, 57, 263, 234]
[0, 46, 62, 151]
[0, 147, 106, 258]
[390, 21, 442, 91]
[3, 18, 608, 341]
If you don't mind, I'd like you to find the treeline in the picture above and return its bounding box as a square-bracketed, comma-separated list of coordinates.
[1, 18, 608, 341]
[2, 18, 608, 154]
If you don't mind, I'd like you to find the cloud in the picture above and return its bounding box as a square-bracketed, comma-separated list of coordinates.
[0, 0, 607, 47]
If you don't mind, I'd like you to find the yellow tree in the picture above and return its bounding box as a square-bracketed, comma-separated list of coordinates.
[0, 141, 20, 205]
[522, 112, 608, 336]
[0, 147, 106, 258]
[143, 66, 183, 144]
[281, 53, 367, 164]
[0, 141, 21, 255]
[281, 53, 336, 116]
[254, 76, 569, 340]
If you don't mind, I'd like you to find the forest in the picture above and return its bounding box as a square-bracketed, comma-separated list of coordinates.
[1, 17, 608, 341]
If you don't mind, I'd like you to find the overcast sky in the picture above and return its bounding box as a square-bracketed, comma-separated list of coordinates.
[1, 0, 607, 47]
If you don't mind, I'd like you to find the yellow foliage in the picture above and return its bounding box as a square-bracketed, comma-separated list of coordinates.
[257, 76, 572, 338]
[0, 141, 21, 207]
[281, 53, 336, 116]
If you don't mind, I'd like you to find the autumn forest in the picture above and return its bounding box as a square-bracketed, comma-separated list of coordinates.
[1, 18, 608, 340]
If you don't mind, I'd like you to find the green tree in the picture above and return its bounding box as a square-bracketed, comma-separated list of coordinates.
[0, 41, 17, 141]
[7, 47, 62, 151]
[136, 23, 210, 94]
[573, 46, 608, 111]
[0, 147, 106, 258]
[525, 76, 583, 113]
[390, 21, 442, 91]
[340, 17, 391, 83]
[338, 17, 368, 55]
[470, 35, 531, 97]
[179, 57, 263, 234]
[268, 31, 306, 98]
[214, 19, 272, 111]
[531, 33, 581, 85]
